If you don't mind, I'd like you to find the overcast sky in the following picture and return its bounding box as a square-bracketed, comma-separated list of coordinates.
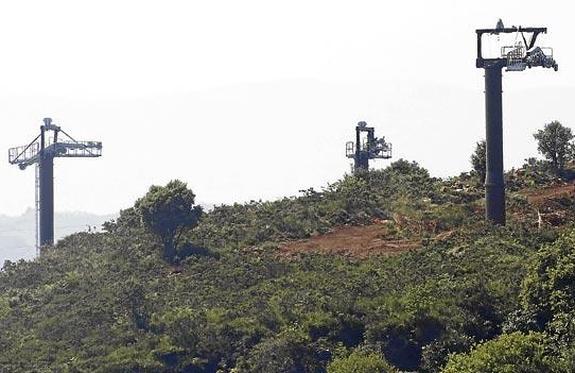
[1, 0, 574, 216]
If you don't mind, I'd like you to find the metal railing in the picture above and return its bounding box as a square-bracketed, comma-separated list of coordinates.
[8, 142, 39, 164]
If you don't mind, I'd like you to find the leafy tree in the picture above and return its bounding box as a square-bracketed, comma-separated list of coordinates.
[470, 140, 486, 183]
[533, 121, 573, 173]
[135, 180, 202, 263]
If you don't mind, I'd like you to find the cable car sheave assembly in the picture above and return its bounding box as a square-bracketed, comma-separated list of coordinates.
[476, 20, 558, 225]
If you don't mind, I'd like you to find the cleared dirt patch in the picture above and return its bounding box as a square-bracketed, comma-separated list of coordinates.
[524, 182, 575, 205]
[278, 222, 424, 259]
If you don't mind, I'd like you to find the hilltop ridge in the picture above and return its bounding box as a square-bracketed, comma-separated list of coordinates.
[1, 159, 575, 372]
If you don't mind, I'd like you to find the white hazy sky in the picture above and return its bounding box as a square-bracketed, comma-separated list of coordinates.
[1, 0, 574, 216]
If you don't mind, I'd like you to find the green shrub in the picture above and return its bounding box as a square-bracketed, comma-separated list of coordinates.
[328, 350, 395, 373]
[521, 230, 575, 339]
[442, 332, 553, 373]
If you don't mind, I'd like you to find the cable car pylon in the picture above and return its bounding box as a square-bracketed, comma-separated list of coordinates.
[8, 118, 103, 254]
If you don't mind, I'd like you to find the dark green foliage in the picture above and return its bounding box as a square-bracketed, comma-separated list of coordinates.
[237, 332, 321, 373]
[135, 180, 203, 263]
[520, 230, 575, 345]
[533, 121, 574, 174]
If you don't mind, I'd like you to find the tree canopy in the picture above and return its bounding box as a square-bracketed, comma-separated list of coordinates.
[533, 121, 574, 173]
[135, 180, 202, 263]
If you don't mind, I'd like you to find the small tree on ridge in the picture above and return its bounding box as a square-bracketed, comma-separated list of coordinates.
[136, 180, 203, 263]
[533, 121, 573, 173]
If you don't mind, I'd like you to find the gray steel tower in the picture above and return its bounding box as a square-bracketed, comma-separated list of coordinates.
[8, 118, 102, 253]
[476, 21, 557, 225]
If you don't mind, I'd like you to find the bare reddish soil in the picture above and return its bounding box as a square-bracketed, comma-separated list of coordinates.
[520, 181, 575, 227]
[278, 222, 446, 259]
[524, 182, 575, 205]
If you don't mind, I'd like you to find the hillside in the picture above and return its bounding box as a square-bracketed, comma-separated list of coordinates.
[1, 159, 575, 372]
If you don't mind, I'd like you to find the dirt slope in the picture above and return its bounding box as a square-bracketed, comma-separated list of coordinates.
[521, 181, 575, 227]
[524, 182, 575, 205]
[278, 222, 427, 258]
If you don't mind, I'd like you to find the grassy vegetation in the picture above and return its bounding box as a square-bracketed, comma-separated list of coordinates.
[1, 159, 575, 372]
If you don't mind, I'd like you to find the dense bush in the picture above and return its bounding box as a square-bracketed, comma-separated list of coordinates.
[442, 332, 555, 373]
[520, 230, 575, 346]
